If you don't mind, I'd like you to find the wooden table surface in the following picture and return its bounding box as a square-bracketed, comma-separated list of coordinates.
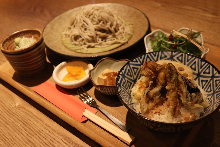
[0, 0, 220, 146]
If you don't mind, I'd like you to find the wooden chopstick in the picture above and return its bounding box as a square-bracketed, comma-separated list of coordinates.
[0, 71, 135, 145]
[83, 109, 134, 145]
[0, 70, 117, 146]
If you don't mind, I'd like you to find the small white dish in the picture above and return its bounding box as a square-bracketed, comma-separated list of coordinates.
[52, 60, 93, 89]
[144, 27, 209, 58]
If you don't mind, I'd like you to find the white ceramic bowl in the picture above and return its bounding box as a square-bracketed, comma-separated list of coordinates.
[52, 60, 93, 89]
[144, 27, 209, 58]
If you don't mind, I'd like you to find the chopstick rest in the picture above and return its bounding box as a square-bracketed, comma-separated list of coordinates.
[83, 109, 135, 145]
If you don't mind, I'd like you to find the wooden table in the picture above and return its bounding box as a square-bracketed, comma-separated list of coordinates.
[0, 0, 220, 146]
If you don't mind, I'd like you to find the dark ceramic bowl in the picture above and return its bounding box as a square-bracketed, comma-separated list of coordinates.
[1, 29, 46, 76]
[116, 51, 220, 132]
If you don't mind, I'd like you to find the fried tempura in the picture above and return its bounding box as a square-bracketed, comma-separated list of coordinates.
[131, 61, 208, 123]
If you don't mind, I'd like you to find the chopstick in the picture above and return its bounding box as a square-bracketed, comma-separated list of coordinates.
[0, 71, 135, 145]
[0, 71, 115, 146]
[83, 109, 134, 145]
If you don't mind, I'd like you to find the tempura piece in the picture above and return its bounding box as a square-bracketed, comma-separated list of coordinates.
[131, 60, 208, 123]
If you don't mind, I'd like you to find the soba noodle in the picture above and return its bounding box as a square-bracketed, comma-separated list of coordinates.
[62, 6, 133, 53]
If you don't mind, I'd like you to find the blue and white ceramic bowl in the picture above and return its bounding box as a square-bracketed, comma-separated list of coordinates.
[116, 51, 220, 132]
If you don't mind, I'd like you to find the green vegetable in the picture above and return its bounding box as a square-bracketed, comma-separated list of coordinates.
[150, 31, 202, 57]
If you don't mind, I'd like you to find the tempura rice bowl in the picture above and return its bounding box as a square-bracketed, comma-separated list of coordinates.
[116, 51, 220, 132]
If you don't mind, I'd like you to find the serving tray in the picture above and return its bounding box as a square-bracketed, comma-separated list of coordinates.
[0, 60, 216, 147]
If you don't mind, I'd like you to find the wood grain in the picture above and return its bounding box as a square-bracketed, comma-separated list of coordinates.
[0, 62, 129, 147]
[0, 0, 220, 146]
[0, 84, 90, 147]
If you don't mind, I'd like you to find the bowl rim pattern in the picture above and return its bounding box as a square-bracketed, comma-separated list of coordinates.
[116, 51, 220, 127]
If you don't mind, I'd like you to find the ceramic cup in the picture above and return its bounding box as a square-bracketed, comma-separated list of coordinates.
[1, 29, 47, 76]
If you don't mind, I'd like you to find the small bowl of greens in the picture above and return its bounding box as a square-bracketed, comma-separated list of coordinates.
[144, 28, 209, 58]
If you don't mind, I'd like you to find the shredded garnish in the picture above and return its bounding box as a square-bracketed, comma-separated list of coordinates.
[14, 36, 36, 50]
[150, 30, 204, 57]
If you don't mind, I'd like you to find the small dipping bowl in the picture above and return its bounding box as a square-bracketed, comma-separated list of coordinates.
[90, 57, 129, 95]
[52, 60, 93, 89]
[0, 29, 47, 76]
